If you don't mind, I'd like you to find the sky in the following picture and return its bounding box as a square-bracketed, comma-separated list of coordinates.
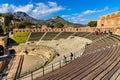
[0, 0, 120, 24]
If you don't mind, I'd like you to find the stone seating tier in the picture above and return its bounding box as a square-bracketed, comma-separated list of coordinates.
[37, 34, 120, 80]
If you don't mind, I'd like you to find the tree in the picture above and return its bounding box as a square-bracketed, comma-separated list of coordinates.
[0, 26, 4, 35]
[87, 21, 97, 27]
[2, 13, 13, 34]
[2, 13, 13, 20]
[0, 45, 4, 52]
[0, 14, 2, 17]
[15, 21, 32, 29]
[54, 22, 64, 28]
[2, 26, 9, 34]
[16, 23, 25, 29]
[21, 21, 32, 28]
[47, 23, 54, 28]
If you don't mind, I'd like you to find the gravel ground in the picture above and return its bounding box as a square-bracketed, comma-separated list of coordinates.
[38, 36, 92, 64]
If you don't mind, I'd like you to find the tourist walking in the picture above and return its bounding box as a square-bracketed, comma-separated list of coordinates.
[70, 52, 73, 60]
[63, 55, 67, 63]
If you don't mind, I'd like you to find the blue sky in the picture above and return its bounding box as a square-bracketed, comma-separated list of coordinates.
[0, 0, 120, 24]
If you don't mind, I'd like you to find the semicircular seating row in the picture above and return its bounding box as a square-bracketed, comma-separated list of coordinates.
[37, 34, 120, 80]
[28, 32, 105, 41]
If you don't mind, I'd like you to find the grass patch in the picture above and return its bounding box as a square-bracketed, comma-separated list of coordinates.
[11, 32, 29, 43]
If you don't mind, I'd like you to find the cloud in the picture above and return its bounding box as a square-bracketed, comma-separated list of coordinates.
[83, 10, 96, 15]
[62, 14, 88, 24]
[61, 13, 88, 24]
[0, 2, 65, 19]
[0, 4, 10, 13]
[61, 6, 109, 24]
[11, 4, 34, 13]
[48, 1, 57, 7]
[83, 6, 109, 15]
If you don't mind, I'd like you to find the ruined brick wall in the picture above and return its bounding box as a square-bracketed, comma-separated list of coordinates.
[0, 37, 7, 47]
[13, 27, 117, 33]
[0, 36, 8, 55]
[97, 11, 120, 27]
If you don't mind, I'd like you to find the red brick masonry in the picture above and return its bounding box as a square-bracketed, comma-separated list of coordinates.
[13, 27, 117, 33]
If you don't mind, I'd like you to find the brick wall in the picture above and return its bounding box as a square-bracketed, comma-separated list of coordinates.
[13, 27, 117, 33]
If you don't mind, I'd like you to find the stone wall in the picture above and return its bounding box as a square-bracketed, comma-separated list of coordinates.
[97, 11, 120, 27]
[13, 27, 117, 33]
[0, 36, 8, 55]
[0, 36, 7, 47]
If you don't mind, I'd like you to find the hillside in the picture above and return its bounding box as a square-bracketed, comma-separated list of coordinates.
[13, 12, 84, 27]
[13, 12, 45, 24]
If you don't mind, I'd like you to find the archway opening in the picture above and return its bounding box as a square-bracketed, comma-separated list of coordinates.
[101, 24, 104, 26]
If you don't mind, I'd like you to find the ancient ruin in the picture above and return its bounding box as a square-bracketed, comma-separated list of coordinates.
[97, 11, 120, 27]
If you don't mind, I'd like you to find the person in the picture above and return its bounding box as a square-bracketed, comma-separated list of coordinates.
[98, 29, 100, 34]
[95, 31, 98, 35]
[110, 31, 112, 35]
[104, 30, 106, 34]
[63, 55, 67, 63]
[108, 30, 112, 35]
[70, 52, 73, 60]
[100, 31, 103, 35]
